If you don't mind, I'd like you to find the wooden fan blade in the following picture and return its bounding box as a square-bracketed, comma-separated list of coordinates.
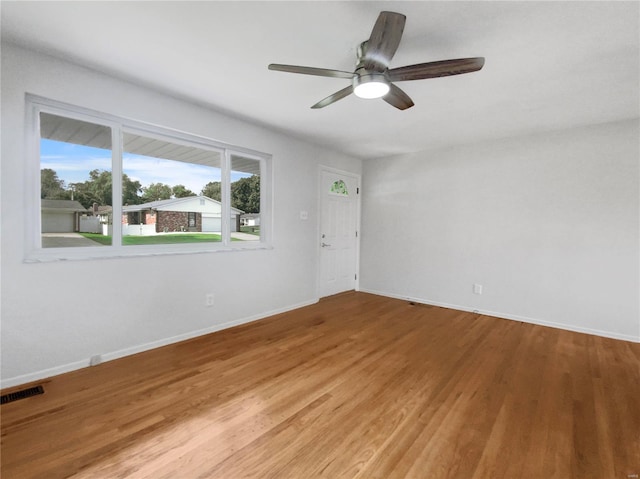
[383, 83, 414, 110]
[363, 11, 406, 72]
[388, 57, 485, 82]
[268, 64, 354, 79]
[311, 85, 354, 109]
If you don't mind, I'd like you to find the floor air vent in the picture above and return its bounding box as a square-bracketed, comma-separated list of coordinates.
[1, 385, 44, 405]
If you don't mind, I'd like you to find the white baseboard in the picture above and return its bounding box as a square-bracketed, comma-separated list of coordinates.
[359, 288, 640, 343]
[0, 298, 319, 390]
[0, 359, 90, 391]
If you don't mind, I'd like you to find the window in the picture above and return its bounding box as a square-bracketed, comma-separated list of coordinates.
[27, 96, 271, 261]
[39, 113, 113, 248]
[330, 179, 349, 195]
[121, 129, 224, 246]
[231, 154, 261, 242]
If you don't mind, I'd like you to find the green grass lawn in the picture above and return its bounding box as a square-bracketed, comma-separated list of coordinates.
[80, 233, 226, 245]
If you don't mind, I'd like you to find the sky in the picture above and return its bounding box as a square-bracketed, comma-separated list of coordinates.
[41, 139, 250, 194]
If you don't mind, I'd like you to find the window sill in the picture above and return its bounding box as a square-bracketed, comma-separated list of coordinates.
[24, 242, 273, 263]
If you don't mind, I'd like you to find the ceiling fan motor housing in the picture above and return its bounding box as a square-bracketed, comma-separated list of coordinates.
[353, 41, 391, 99]
[356, 41, 369, 67]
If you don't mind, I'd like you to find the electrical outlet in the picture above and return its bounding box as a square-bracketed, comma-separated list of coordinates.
[205, 293, 215, 307]
[473, 284, 483, 295]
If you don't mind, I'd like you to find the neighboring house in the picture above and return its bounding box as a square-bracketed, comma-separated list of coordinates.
[240, 213, 260, 227]
[93, 204, 113, 224]
[122, 196, 243, 234]
[41, 199, 88, 233]
[76, 204, 114, 235]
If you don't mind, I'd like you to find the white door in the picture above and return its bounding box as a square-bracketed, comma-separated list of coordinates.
[319, 169, 359, 298]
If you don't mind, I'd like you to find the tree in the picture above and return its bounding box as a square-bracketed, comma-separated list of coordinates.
[231, 175, 260, 213]
[40, 168, 142, 208]
[69, 170, 142, 208]
[41, 168, 70, 199]
[122, 174, 143, 206]
[201, 181, 221, 201]
[70, 169, 112, 208]
[172, 184, 196, 198]
[141, 182, 172, 203]
[200, 177, 260, 212]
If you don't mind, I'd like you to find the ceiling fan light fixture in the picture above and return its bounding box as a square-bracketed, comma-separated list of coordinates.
[353, 73, 390, 99]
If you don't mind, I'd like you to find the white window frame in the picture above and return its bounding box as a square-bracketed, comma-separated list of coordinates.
[25, 94, 272, 262]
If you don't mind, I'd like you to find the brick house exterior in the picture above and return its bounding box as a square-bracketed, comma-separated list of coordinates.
[156, 211, 201, 233]
[122, 196, 242, 234]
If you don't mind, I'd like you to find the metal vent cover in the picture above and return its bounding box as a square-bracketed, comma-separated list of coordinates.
[1, 385, 44, 404]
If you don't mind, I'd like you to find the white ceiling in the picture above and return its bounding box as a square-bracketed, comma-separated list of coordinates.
[2, 1, 639, 160]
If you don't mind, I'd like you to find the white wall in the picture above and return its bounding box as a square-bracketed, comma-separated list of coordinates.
[0, 43, 361, 387]
[360, 120, 640, 342]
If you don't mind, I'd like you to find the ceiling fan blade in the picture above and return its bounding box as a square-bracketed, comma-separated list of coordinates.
[388, 57, 485, 82]
[363, 11, 406, 71]
[268, 64, 354, 79]
[311, 85, 354, 109]
[383, 83, 414, 110]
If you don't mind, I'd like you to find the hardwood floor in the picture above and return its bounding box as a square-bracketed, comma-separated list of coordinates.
[1, 292, 639, 478]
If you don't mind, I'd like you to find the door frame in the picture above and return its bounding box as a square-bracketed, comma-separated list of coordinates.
[317, 165, 362, 298]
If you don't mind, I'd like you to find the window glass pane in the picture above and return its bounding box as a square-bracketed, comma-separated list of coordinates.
[231, 154, 261, 242]
[40, 113, 112, 248]
[122, 132, 223, 245]
[330, 179, 349, 195]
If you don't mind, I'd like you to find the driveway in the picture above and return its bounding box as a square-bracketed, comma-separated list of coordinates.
[41, 232, 103, 248]
[231, 232, 260, 241]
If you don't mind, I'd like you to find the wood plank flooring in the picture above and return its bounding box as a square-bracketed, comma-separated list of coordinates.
[1, 292, 639, 478]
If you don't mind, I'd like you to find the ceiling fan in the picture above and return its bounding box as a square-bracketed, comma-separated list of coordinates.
[268, 11, 485, 110]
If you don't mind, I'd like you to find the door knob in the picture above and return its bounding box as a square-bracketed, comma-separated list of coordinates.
[321, 242, 331, 247]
